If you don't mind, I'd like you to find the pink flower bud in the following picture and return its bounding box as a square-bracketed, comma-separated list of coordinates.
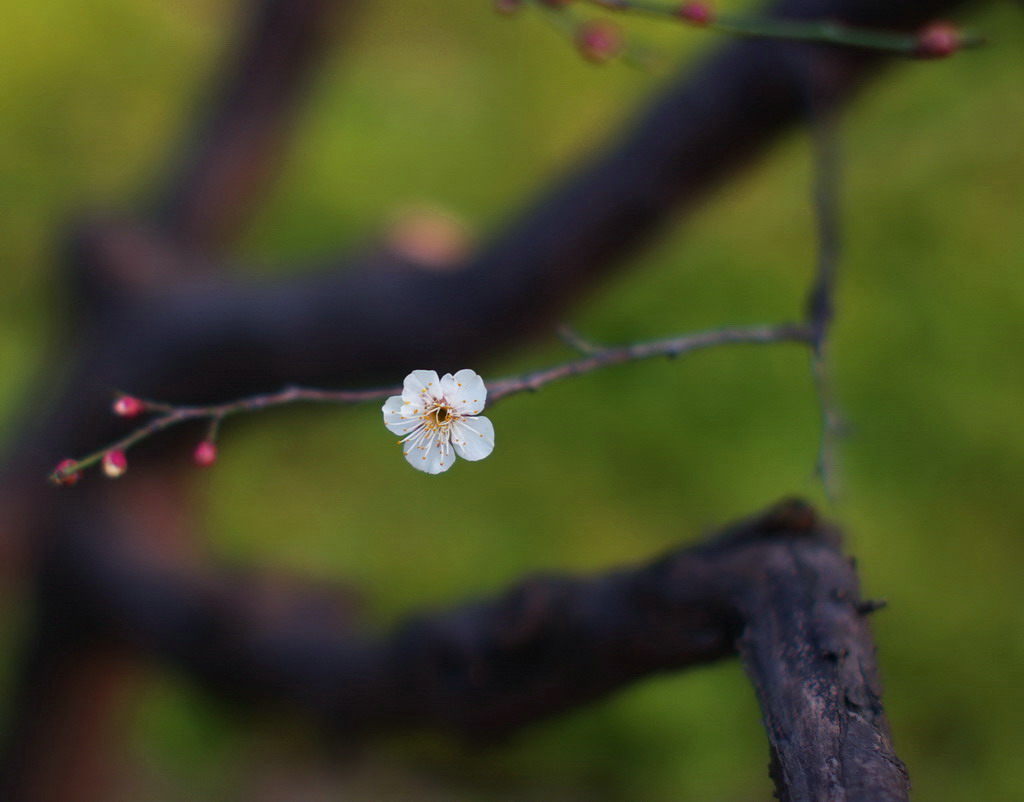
[113, 396, 145, 418]
[102, 449, 127, 478]
[676, 2, 714, 26]
[915, 21, 960, 59]
[52, 458, 81, 486]
[576, 20, 624, 64]
[193, 441, 217, 468]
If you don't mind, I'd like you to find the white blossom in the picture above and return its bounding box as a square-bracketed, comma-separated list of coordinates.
[382, 369, 495, 474]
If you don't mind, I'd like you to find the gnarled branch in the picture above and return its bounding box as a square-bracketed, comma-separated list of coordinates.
[42, 499, 905, 801]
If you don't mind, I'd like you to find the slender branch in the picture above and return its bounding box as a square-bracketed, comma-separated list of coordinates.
[49, 322, 812, 483]
[806, 100, 841, 344]
[488, 322, 812, 399]
[573, 0, 983, 56]
[804, 55, 845, 499]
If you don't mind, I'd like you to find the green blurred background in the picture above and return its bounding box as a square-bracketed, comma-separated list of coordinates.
[2, 0, 1023, 799]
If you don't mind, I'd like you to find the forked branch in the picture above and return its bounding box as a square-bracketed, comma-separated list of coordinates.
[47, 499, 905, 802]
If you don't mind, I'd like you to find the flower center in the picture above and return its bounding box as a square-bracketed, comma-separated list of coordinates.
[434, 406, 450, 424]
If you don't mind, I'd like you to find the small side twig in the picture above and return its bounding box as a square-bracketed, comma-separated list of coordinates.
[556, 325, 602, 355]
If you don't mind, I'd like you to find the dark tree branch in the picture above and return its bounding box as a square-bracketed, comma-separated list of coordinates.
[154, 0, 355, 253]
[0, 470, 203, 802]
[734, 532, 908, 801]
[44, 499, 904, 801]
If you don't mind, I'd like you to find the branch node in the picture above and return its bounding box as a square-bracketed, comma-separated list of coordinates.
[761, 497, 818, 534]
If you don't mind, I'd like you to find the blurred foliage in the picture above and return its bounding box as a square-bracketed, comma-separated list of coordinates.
[2, 0, 1023, 799]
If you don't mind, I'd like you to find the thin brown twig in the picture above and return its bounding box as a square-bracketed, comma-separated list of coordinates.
[804, 59, 845, 501]
[49, 322, 813, 483]
[489, 322, 812, 400]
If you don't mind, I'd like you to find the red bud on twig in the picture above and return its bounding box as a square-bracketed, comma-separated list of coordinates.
[576, 20, 624, 64]
[113, 396, 145, 418]
[102, 450, 127, 478]
[193, 441, 217, 468]
[52, 459, 81, 486]
[676, 2, 714, 26]
[915, 21, 960, 59]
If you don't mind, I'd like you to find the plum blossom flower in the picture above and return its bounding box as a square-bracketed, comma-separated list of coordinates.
[382, 369, 494, 474]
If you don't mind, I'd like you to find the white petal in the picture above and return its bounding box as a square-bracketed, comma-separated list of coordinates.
[447, 369, 488, 415]
[451, 416, 494, 461]
[402, 370, 441, 405]
[404, 430, 456, 474]
[383, 395, 422, 436]
[382, 395, 403, 417]
[439, 372, 459, 402]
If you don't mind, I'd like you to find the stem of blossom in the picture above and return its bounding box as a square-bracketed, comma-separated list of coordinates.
[205, 415, 224, 444]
